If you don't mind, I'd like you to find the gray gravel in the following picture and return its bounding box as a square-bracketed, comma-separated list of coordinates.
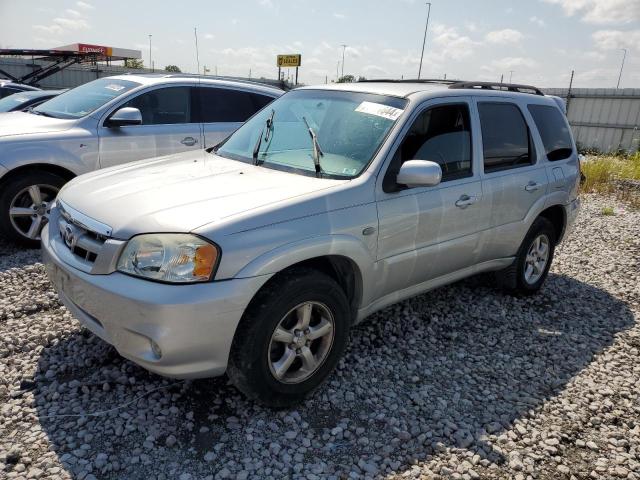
[1, 194, 639, 480]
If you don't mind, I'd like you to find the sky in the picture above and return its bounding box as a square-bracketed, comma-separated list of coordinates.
[0, 0, 639, 88]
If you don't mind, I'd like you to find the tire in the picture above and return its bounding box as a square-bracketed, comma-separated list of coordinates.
[496, 217, 556, 295]
[227, 267, 351, 408]
[0, 171, 66, 248]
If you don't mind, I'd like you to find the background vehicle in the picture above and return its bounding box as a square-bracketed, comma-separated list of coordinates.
[0, 80, 40, 98]
[42, 80, 580, 407]
[0, 89, 67, 112]
[0, 74, 283, 246]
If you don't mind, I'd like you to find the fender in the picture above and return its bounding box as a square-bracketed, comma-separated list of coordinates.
[233, 234, 377, 307]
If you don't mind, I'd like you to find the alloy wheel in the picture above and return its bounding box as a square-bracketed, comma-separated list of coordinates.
[524, 234, 550, 285]
[9, 184, 58, 241]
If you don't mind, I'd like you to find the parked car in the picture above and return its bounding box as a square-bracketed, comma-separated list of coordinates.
[0, 89, 67, 112]
[0, 74, 283, 245]
[42, 80, 580, 407]
[0, 80, 40, 98]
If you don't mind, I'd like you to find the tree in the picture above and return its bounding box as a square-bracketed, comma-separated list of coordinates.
[124, 58, 144, 69]
[165, 65, 181, 73]
[337, 74, 355, 83]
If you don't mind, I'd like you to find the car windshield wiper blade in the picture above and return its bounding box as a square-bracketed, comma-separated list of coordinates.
[253, 109, 275, 165]
[28, 107, 56, 118]
[302, 116, 323, 177]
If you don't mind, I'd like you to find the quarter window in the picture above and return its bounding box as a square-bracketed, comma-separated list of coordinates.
[397, 104, 473, 182]
[478, 103, 534, 173]
[121, 86, 192, 125]
[528, 104, 573, 161]
[199, 87, 273, 123]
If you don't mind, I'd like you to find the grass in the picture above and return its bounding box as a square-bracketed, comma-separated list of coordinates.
[581, 152, 640, 209]
[581, 152, 640, 193]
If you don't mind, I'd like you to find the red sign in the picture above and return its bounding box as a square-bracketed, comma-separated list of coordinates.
[77, 44, 112, 56]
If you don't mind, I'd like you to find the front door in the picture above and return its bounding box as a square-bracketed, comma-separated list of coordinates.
[98, 85, 203, 168]
[375, 98, 489, 298]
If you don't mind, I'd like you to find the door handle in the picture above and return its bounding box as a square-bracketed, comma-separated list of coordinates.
[524, 181, 540, 192]
[455, 194, 477, 208]
[180, 136, 198, 146]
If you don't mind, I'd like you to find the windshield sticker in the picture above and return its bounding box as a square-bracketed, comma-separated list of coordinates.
[104, 84, 126, 92]
[355, 101, 404, 121]
[342, 167, 357, 175]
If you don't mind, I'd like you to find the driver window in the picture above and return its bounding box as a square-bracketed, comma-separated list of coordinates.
[396, 104, 473, 183]
[120, 86, 192, 125]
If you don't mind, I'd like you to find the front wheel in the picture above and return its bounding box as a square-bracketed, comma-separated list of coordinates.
[0, 171, 66, 248]
[227, 268, 351, 408]
[496, 217, 556, 295]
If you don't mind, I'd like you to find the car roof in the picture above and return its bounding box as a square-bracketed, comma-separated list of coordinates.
[297, 80, 557, 105]
[0, 81, 40, 91]
[104, 74, 284, 97]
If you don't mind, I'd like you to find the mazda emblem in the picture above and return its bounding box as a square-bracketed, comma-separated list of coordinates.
[63, 225, 77, 249]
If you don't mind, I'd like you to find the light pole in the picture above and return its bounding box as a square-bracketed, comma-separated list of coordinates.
[417, 2, 431, 79]
[617, 48, 627, 89]
[340, 44, 347, 79]
[148, 34, 152, 72]
[509, 70, 514, 83]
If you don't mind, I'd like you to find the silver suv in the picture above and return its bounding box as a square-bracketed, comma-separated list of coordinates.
[0, 74, 282, 246]
[42, 80, 580, 407]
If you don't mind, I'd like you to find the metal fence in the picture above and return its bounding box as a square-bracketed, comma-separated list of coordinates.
[0, 57, 285, 90]
[544, 88, 640, 154]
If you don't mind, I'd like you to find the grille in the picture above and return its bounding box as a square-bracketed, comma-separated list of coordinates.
[57, 211, 107, 264]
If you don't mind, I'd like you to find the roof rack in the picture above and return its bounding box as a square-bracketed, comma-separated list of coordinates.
[128, 73, 288, 91]
[448, 81, 544, 96]
[358, 78, 460, 85]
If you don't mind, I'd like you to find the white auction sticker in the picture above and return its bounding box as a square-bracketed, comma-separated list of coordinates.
[355, 101, 404, 121]
[105, 84, 126, 92]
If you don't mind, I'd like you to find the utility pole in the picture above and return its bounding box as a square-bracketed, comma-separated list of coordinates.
[336, 60, 340, 81]
[340, 44, 347, 78]
[417, 2, 432, 79]
[194, 28, 200, 76]
[500, 74, 504, 84]
[148, 34, 152, 71]
[509, 70, 514, 83]
[617, 48, 627, 89]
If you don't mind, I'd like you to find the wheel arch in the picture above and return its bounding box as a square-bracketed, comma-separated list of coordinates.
[538, 204, 566, 243]
[0, 163, 76, 186]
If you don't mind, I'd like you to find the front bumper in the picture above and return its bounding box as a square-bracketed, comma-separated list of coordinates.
[41, 223, 270, 379]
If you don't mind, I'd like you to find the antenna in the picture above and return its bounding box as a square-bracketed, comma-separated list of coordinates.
[194, 27, 200, 75]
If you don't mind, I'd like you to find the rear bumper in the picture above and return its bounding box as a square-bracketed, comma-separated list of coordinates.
[41, 223, 270, 379]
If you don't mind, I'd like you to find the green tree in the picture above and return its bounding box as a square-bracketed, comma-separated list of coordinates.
[124, 58, 144, 69]
[165, 65, 181, 73]
[337, 74, 355, 83]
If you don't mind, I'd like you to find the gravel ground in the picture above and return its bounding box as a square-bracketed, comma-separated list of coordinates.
[1, 194, 639, 480]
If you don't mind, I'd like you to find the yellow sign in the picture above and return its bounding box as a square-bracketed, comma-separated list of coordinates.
[277, 54, 301, 67]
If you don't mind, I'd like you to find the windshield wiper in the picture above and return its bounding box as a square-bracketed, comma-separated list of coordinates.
[302, 116, 323, 177]
[28, 107, 56, 118]
[252, 109, 275, 165]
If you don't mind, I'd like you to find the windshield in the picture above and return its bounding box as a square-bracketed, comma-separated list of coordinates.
[0, 92, 41, 112]
[217, 89, 407, 179]
[34, 78, 140, 119]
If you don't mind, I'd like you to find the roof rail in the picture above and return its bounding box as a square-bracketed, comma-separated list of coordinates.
[448, 81, 544, 96]
[358, 78, 460, 85]
[130, 73, 288, 90]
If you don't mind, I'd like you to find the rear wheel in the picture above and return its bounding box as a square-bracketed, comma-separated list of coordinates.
[496, 217, 556, 295]
[227, 268, 351, 407]
[0, 171, 66, 248]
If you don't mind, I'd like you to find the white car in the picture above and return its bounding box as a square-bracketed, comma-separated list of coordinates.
[0, 74, 282, 246]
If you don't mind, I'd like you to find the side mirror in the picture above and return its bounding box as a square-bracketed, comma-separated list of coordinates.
[106, 107, 142, 127]
[396, 160, 442, 188]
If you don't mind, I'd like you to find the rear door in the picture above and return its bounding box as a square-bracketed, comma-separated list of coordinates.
[475, 100, 549, 261]
[98, 85, 203, 168]
[198, 86, 275, 148]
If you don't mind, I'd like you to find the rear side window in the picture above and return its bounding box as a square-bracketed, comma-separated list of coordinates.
[199, 87, 273, 123]
[528, 104, 573, 161]
[122, 86, 193, 125]
[478, 102, 534, 173]
[398, 103, 473, 182]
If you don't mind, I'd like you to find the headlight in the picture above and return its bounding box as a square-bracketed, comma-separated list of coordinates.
[117, 234, 219, 283]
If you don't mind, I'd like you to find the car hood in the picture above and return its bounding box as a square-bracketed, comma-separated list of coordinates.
[58, 150, 346, 238]
[0, 111, 76, 137]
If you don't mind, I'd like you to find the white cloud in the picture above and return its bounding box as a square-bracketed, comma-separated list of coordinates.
[431, 24, 480, 60]
[592, 29, 640, 50]
[33, 24, 64, 35]
[485, 29, 524, 43]
[362, 65, 388, 76]
[491, 57, 539, 70]
[333, 13, 346, 20]
[543, 0, 640, 24]
[259, 0, 274, 7]
[76, 1, 93, 9]
[53, 17, 90, 30]
[65, 9, 81, 17]
[204, 33, 214, 40]
[529, 16, 546, 27]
